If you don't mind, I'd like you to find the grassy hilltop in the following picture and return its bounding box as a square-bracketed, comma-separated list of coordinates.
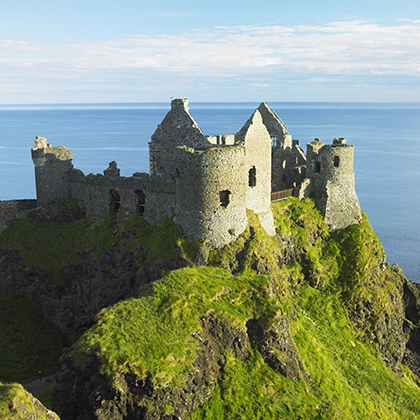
[1, 197, 420, 419]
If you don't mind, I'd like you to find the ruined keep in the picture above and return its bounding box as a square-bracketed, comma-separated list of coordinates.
[28, 99, 361, 249]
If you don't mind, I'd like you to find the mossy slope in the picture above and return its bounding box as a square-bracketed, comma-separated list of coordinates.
[1, 197, 419, 419]
[52, 198, 420, 419]
[0, 383, 59, 420]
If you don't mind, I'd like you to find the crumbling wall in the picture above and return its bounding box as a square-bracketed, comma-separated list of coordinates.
[149, 99, 210, 179]
[68, 164, 175, 225]
[29, 100, 362, 248]
[237, 109, 275, 236]
[31, 137, 73, 205]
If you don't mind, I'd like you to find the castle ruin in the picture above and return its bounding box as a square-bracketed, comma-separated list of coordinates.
[29, 99, 362, 248]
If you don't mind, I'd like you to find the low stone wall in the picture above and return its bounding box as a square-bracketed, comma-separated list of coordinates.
[0, 200, 38, 233]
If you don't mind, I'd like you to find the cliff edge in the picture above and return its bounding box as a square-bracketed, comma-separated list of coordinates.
[1, 198, 420, 419]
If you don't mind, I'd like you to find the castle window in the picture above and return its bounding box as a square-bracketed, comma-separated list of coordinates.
[315, 161, 321, 173]
[334, 156, 340, 167]
[219, 190, 231, 208]
[135, 189, 145, 216]
[248, 166, 256, 187]
[272, 136, 277, 147]
[109, 189, 121, 214]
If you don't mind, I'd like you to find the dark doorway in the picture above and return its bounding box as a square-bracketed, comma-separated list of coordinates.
[109, 189, 121, 214]
[135, 189, 146, 216]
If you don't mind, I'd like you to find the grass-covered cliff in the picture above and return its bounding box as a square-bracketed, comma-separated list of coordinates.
[1, 197, 420, 419]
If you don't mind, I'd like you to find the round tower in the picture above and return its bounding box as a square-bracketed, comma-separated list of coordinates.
[174, 145, 248, 249]
[307, 138, 362, 230]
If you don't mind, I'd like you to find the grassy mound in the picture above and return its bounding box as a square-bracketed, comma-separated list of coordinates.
[69, 197, 420, 418]
[73, 267, 279, 389]
[0, 210, 200, 276]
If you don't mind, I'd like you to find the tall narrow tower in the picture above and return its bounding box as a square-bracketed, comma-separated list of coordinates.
[31, 137, 73, 206]
[306, 138, 362, 230]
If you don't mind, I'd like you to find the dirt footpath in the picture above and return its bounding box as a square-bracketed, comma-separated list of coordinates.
[23, 373, 56, 397]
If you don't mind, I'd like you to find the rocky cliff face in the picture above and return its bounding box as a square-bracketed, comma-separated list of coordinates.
[1, 198, 420, 419]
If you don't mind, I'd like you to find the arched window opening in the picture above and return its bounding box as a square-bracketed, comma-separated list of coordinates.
[315, 161, 321, 173]
[109, 189, 121, 214]
[135, 189, 146, 216]
[248, 166, 256, 187]
[272, 136, 277, 147]
[334, 156, 340, 167]
[219, 190, 231, 208]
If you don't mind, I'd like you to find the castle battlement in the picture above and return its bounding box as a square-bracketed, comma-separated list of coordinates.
[28, 99, 361, 248]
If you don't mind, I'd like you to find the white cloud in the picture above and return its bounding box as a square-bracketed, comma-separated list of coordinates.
[1, 20, 420, 102]
[0, 40, 42, 52]
[32, 20, 419, 76]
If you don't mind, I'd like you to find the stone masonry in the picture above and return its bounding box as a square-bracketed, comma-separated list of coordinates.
[26, 99, 362, 249]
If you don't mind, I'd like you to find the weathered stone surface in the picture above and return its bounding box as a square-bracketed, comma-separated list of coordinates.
[304, 138, 362, 231]
[247, 315, 309, 384]
[25, 99, 365, 250]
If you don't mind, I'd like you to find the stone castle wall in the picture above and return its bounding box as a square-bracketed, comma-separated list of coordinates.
[21, 100, 362, 249]
[149, 99, 209, 179]
[239, 109, 275, 236]
[67, 167, 175, 225]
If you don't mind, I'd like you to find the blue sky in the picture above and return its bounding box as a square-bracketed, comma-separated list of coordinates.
[1, 0, 420, 103]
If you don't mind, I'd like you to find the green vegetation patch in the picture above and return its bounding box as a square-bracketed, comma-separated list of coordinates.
[73, 267, 280, 389]
[0, 210, 199, 275]
[293, 284, 420, 419]
[189, 282, 420, 419]
[0, 294, 64, 383]
[121, 215, 201, 265]
[0, 217, 118, 273]
[0, 383, 59, 420]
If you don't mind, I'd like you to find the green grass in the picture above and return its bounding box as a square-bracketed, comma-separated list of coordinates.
[0, 213, 200, 276]
[293, 284, 420, 419]
[0, 217, 118, 274]
[189, 281, 420, 419]
[2, 196, 420, 419]
[37, 388, 54, 410]
[73, 267, 280, 392]
[0, 294, 64, 383]
[121, 215, 201, 265]
[0, 383, 59, 419]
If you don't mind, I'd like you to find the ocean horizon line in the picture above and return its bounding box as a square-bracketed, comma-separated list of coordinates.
[1, 101, 420, 112]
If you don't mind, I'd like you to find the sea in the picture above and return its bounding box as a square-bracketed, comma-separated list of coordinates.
[0, 102, 419, 283]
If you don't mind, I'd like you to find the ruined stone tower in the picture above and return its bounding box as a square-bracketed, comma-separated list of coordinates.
[31, 136, 73, 206]
[256, 103, 306, 191]
[149, 98, 275, 248]
[305, 137, 362, 230]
